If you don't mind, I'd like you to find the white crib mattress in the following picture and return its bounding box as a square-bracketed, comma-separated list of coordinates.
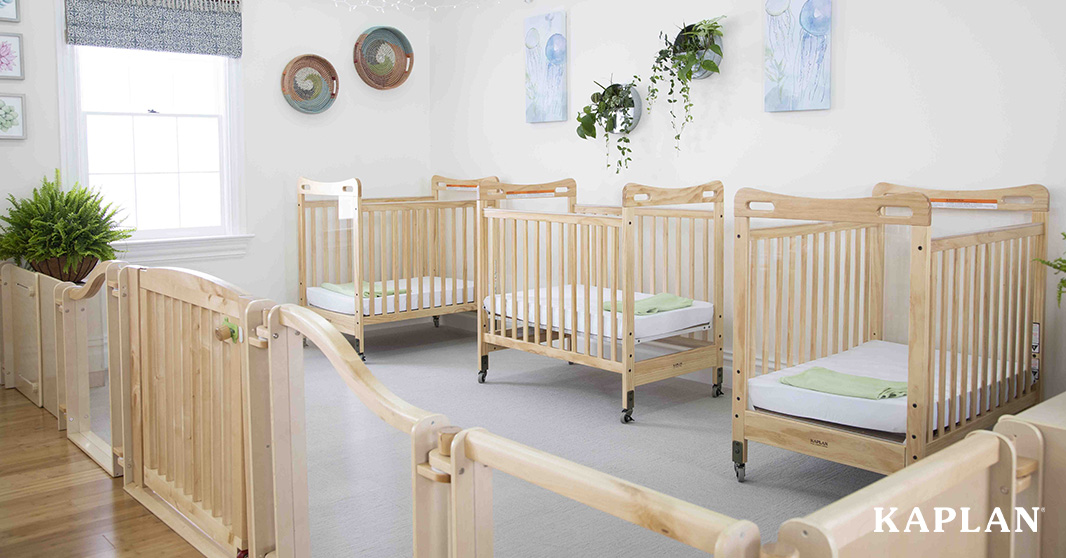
[307, 277, 475, 316]
[747, 340, 1014, 435]
[484, 286, 714, 342]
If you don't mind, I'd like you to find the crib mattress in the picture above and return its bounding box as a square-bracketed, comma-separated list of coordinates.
[307, 277, 476, 316]
[747, 340, 1014, 435]
[484, 286, 714, 342]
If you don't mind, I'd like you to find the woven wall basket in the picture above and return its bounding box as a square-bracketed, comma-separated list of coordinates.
[30, 256, 98, 283]
[281, 54, 340, 114]
[353, 26, 414, 90]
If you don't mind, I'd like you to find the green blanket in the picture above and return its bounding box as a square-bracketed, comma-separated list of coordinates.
[321, 281, 407, 298]
[780, 367, 908, 400]
[602, 293, 694, 316]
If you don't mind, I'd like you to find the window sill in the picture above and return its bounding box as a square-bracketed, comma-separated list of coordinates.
[113, 234, 254, 265]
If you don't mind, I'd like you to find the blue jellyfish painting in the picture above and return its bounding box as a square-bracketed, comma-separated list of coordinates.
[764, 0, 831, 112]
[525, 11, 567, 123]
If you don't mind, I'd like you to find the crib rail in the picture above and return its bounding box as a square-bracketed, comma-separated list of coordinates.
[482, 207, 624, 368]
[254, 303, 761, 558]
[926, 222, 1045, 447]
[121, 266, 253, 556]
[742, 222, 882, 375]
[874, 182, 1050, 213]
[360, 199, 477, 321]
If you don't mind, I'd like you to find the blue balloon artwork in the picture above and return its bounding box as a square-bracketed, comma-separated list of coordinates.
[525, 11, 568, 123]
[765, 0, 831, 112]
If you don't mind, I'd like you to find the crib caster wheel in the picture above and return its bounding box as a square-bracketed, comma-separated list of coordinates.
[302, 337, 309, 348]
[712, 384, 723, 397]
[567, 361, 574, 365]
[734, 463, 746, 483]
[620, 410, 634, 424]
[477, 370, 487, 384]
[360, 353, 366, 362]
[433, 316, 440, 328]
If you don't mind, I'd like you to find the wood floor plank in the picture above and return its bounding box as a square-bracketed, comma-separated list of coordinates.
[0, 389, 201, 557]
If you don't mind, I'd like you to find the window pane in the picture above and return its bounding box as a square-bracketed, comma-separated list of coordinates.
[88, 174, 137, 229]
[133, 116, 178, 173]
[179, 173, 222, 228]
[86, 115, 135, 174]
[177, 117, 220, 172]
[129, 53, 176, 114]
[172, 57, 223, 115]
[78, 47, 132, 113]
[135, 174, 180, 230]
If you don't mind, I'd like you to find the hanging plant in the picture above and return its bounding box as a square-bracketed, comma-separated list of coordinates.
[647, 16, 725, 149]
[1037, 232, 1066, 305]
[576, 80, 642, 173]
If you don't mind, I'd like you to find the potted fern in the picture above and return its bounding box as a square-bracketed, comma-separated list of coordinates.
[576, 80, 642, 173]
[1038, 232, 1066, 305]
[0, 171, 134, 282]
[647, 16, 725, 149]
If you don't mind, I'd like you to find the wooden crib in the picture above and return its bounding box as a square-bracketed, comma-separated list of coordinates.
[476, 179, 725, 423]
[732, 184, 1049, 480]
[298, 175, 496, 359]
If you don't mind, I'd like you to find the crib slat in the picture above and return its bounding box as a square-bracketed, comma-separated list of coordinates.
[198, 307, 211, 506]
[1021, 236, 1032, 395]
[534, 220, 541, 345]
[546, 222, 554, 349]
[1005, 239, 1017, 403]
[637, 216, 644, 293]
[675, 218, 682, 296]
[853, 228, 862, 347]
[774, 238, 784, 371]
[181, 301, 194, 494]
[367, 212, 376, 317]
[990, 242, 1003, 407]
[810, 233, 820, 360]
[570, 223, 578, 354]
[650, 217, 657, 293]
[960, 246, 973, 425]
[584, 225, 592, 356]
[820, 233, 830, 358]
[936, 251, 947, 435]
[463, 207, 469, 305]
[841, 230, 853, 351]
[599, 225, 606, 359]
[786, 236, 796, 367]
[1014, 237, 1026, 398]
[612, 226, 619, 362]
[704, 218, 711, 343]
[978, 244, 991, 412]
[310, 210, 318, 288]
[511, 219, 518, 340]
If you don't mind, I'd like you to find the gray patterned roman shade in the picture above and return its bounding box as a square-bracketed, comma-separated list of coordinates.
[66, 0, 242, 58]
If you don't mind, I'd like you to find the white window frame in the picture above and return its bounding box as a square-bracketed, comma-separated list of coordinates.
[55, 17, 250, 263]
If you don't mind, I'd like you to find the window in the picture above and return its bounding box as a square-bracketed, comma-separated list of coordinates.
[72, 46, 241, 240]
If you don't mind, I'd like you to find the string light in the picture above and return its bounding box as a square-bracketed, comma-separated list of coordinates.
[330, 0, 498, 13]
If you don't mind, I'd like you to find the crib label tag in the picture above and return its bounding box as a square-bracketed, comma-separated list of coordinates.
[930, 198, 998, 210]
[1031, 322, 1041, 354]
[1031, 358, 1040, 383]
[338, 196, 357, 220]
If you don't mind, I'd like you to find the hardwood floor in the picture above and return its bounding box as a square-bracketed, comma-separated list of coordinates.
[0, 388, 200, 557]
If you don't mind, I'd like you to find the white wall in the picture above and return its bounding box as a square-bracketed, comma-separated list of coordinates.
[0, 0, 61, 200]
[192, 1, 433, 305]
[428, 0, 1066, 398]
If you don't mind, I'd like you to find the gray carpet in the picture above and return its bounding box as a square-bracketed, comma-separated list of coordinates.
[304, 321, 883, 557]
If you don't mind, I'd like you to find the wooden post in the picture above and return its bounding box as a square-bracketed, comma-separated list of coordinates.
[243, 299, 278, 558]
[621, 205, 637, 423]
[906, 225, 934, 466]
[412, 416, 452, 558]
[449, 428, 493, 558]
[732, 215, 751, 467]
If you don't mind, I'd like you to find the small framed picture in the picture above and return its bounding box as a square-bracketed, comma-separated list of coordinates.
[0, 93, 25, 139]
[0, 33, 23, 80]
[0, 0, 18, 23]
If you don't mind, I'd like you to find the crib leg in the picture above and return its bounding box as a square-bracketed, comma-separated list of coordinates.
[433, 315, 440, 328]
[712, 367, 724, 398]
[620, 390, 634, 424]
[477, 355, 488, 384]
[732, 440, 747, 482]
[354, 338, 366, 362]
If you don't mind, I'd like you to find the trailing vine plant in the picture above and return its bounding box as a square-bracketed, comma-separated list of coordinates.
[647, 16, 725, 149]
[576, 79, 641, 173]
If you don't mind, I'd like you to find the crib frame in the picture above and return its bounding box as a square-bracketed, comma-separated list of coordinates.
[298, 175, 496, 358]
[476, 180, 725, 423]
[732, 184, 1049, 478]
